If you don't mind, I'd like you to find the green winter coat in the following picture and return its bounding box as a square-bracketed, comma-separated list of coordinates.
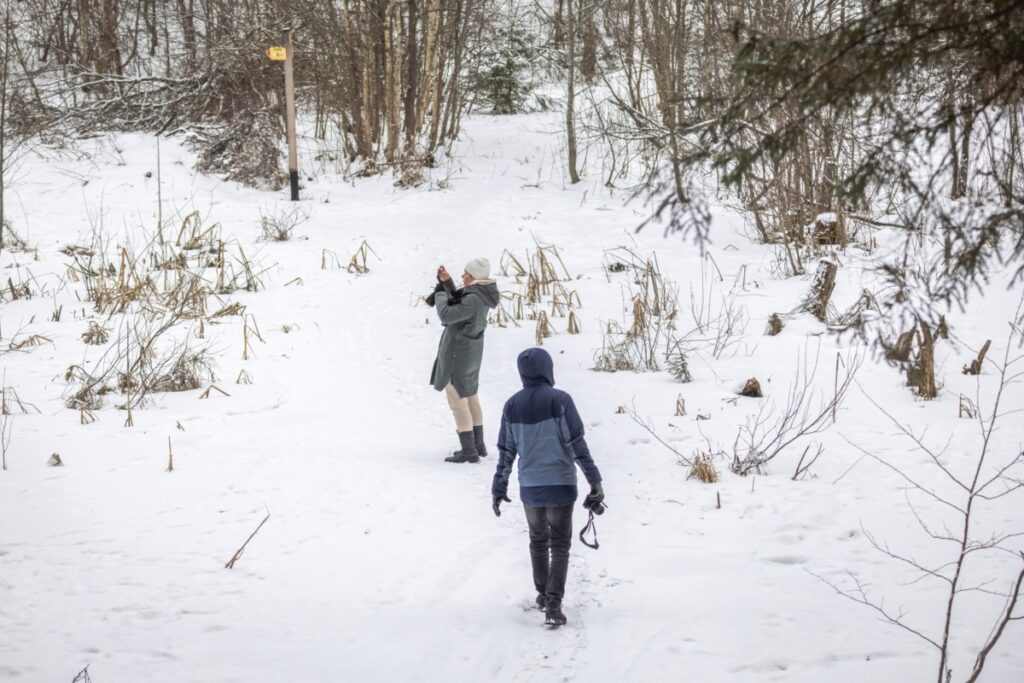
[430, 280, 500, 397]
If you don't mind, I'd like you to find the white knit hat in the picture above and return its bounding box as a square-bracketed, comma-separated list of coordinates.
[465, 257, 491, 280]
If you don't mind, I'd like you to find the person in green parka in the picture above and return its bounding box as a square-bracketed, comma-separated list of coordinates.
[428, 257, 500, 463]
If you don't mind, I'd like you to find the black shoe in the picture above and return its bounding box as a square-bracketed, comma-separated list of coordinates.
[473, 425, 488, 457]
[544, 603, 566, 626]
[535, 594, 547, 611]
[445, 431, 480, 463]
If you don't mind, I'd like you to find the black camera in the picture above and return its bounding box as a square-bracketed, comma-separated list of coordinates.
[426, 278, 462, 307]
[583, 497, 606, 515]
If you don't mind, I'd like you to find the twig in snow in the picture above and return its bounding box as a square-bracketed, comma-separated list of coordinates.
[225, 507, 271, 569]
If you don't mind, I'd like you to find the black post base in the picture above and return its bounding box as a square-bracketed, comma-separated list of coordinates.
[289, 170, 299, 201]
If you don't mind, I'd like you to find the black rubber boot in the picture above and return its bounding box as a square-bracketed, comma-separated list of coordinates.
[445, 431, 480, 463]
[473, 425, 488, 457]
[545, 601, 567, 626]
[453, 426, 488, 458]
[535, 594, 547, 611]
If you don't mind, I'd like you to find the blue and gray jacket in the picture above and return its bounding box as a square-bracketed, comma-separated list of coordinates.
[492, 348, 602, 508]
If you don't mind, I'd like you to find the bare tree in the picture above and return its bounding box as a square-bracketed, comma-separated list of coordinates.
[732, 341, 862, 475]
[819, 295, 1024, 683]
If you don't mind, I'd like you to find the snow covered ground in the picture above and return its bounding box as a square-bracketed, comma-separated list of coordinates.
[1, 114, 1022, 682]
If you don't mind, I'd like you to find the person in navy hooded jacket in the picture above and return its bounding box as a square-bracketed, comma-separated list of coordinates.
[491, 347, 604, 626]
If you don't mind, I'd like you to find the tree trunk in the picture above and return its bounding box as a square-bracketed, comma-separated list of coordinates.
[803, 260, 837, 322]
[566, 0, 580, 183]
[404, 0, 419, 149]
[958, 102, 973, 199]
[0, 8, 9, 257]
[553, 0, 564, 48]
[580, 0, 597, 83]
[176, 0, 196, 69]
[97, 0, 123, 75]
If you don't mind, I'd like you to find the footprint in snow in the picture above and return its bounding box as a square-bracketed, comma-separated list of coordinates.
[763, 555, 809, 566]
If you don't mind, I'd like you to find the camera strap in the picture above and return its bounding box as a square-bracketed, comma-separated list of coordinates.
[579, 510, 600, 550]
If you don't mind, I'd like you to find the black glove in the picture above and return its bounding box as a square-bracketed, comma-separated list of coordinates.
[492, 493, 512, 517]
[426, 279, 457, 307]
[583, 483, 604, 509]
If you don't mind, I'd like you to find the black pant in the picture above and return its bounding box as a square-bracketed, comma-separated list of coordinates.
[524, 504, 573, 607]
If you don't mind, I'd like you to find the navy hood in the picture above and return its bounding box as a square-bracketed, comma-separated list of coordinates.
[517, 347, 555, 388]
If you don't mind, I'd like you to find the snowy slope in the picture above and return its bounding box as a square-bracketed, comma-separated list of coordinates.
[1, 114, 1022, 682]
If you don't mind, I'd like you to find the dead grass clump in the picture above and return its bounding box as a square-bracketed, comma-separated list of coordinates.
[688, 454, 719, 483]
[394, 160, 426, 188]
[2, 276, 33, 302]
[535, 310, 554, 345]
[499, 250, 528, 282]
[150, 350, 216, 393]
[210, 301, 246, 319]
[259, 204, 311, 242]
[66, 385, 105, 411]
[550, 282, 582, 318]
[532, 243, 572, 296]
[348, 240, 380, 274]
[2, 384, 39, 415]
[594, 253, 678, 373]
[9, 334, 52, 351]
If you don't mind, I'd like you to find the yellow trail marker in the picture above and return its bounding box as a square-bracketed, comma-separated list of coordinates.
[265, 46, 287, 61]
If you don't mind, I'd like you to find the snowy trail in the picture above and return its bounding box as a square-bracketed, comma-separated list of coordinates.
[2, 115, 1022, 681]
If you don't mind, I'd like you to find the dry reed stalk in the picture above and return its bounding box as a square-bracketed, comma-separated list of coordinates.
[242, 315, 265, 360]
[9, 334, 53, 351]
[348, 240, 380, 274]
[210, 301, 246, 318]
[535, 310, 553, 346]
[321, 249, 342, 270]
[500, 250, 528, 281]
[525, 272, 540, 304]
[199, 385, 230, 399]
[225, 508, 271, 569]
[567, 311, 581, 334]
[675, 395, 686, 416]
[958, 394, 977, 419]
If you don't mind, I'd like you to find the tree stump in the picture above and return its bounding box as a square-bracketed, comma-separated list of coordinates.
[739, 378, 763, 398]
[907, 319, 938, 399]
[812, 212, 846, 245]
[803, 260, 838, 322]
[963, 339, 991, 375]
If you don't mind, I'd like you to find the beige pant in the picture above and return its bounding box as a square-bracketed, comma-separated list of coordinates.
[445, 383, 483, 433]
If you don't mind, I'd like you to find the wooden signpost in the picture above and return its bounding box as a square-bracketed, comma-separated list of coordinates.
[267, 30, 299, 201]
